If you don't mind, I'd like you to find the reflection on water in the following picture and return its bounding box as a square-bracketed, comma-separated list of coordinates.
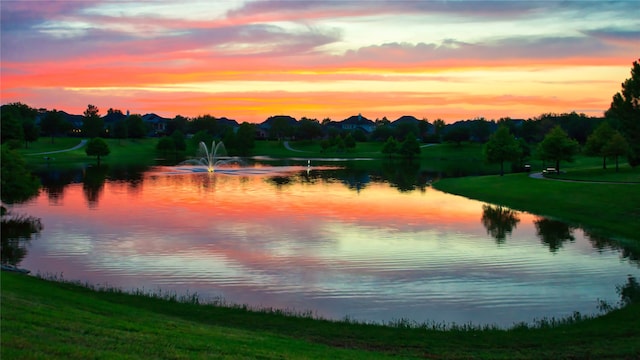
[481, 205, 520, 244]
[9, 163, 640, 327]
[1, 207, 42, 267]
[534, 218, 576, 253]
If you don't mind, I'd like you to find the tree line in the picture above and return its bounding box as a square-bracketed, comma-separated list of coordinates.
[1, 59, 639, 179]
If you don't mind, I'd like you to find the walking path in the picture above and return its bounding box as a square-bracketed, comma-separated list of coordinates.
[529, 172, 638, 185]
[282, 141, 307, 153]
[26, 139, 88, 156]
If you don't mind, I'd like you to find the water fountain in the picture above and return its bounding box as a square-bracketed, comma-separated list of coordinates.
[172, 141, 336, 176]
[179, 140, 229, 172]
[198, 140, 226, 172]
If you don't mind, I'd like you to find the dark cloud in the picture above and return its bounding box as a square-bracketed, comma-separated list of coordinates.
[338, 34, 628, 66]
[226, 0, 615, 21]
[583, 28, 640, 46]
[0, 1, 96, 32]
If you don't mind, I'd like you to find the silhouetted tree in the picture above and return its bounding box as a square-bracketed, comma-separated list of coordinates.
[606, 59, 640, 166]
[156, 136, 176, 156]
[82, 104, 103, 138]
[537, 126, 579, 173]
[1, 146, 41, 204]
[585, 122, 616, 169]
[22, 120, 39, 148]
[268, 116, 295, 140]
[126, 114, 146, 138]
[112, 119, 128, 144]
[167, 115, 188, 135]
[85, 137, 110, 166]
[191, 131, 213, 150]
[398, 132, 420, 159]
[41, 110, 65, 143]
[381, 136, 399, 157]
[235, 122, 256, 156]
[603, 132, 631, 172]
[443, 126, 470, 145]
[0, 110, 24, 146]
[471, 118, 492, 143]
[296, 118, 323, 140]
[433, 119, 446, 141]
[344, 133, 356, 150]
[170, 130, 186, 151]
[0, 103, 37, 146]
[484, 125, 521, 176]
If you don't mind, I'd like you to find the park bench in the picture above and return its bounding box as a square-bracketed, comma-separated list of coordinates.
[542, 167, 558, 174]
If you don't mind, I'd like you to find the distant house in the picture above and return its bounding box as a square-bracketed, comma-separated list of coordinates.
[391, 115, 434, 135]
[338, 114, 375, 133]
[216, 117, 240, 130]
[59, 111, 85, 136]
[391, 115, 419, 127]
[141, 113, 169, 136]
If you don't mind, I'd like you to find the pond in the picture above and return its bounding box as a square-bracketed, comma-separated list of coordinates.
[5, 160, 639, 328]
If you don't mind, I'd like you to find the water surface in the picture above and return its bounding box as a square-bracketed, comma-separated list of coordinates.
[8, 164, 638, 327]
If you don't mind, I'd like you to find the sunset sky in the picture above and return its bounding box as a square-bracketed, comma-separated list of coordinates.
[1, 0, 638, 123]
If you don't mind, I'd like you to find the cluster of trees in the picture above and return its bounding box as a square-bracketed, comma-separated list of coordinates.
[381, 133, 421, 159]
[483, 59, 639, 174]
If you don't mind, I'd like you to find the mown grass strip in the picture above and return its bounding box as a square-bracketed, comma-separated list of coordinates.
[2, 272, 640, 359]
[433, 173, 640, 242]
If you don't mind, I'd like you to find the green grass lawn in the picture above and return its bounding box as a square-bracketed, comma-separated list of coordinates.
[2, 272, 639, 359]
[433, 173, 640, 242]
[19, 137, 160, 168]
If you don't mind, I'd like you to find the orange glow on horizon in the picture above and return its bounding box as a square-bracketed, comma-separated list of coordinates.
[2, 1, 637, 123]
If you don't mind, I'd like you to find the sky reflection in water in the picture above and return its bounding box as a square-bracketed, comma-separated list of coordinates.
[12, 167, 639, 327]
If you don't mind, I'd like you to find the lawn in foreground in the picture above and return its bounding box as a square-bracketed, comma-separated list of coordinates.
[2, 272, 639, 359]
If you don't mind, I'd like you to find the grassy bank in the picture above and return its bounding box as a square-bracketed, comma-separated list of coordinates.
[2, 272, 639, 359]
[20, 138, 159, 169]
[433, 173, 640, 242]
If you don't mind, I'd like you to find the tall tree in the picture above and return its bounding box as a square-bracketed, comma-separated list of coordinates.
[606, 59, 640, 166]
[156, 136, 176, 157]
[537, 125, 579, 173]
[126, 114, 147, 138]
[433, 118, 446, 141]
[82, 104, 103, 138]
[585, 122, 615, 169]
[484, 125, 521, 176]
[1, 145, 41, 204]
[85, 137, 110, 166]
[41, 110, 64, 143]
[235, 122, 256, 156]
[0, 110, 24, 146]
[22, 120, 39, 148]
[111, 119, 128, 144]
[0, 103, 36, 146]
[295, 118, 323, 140]
[170, 130, 186, 151]
[443, 126, 470, 145]
[398, 132, 421, 159]
[603, 132, 631, 172]
[381, 136, 399, 157]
